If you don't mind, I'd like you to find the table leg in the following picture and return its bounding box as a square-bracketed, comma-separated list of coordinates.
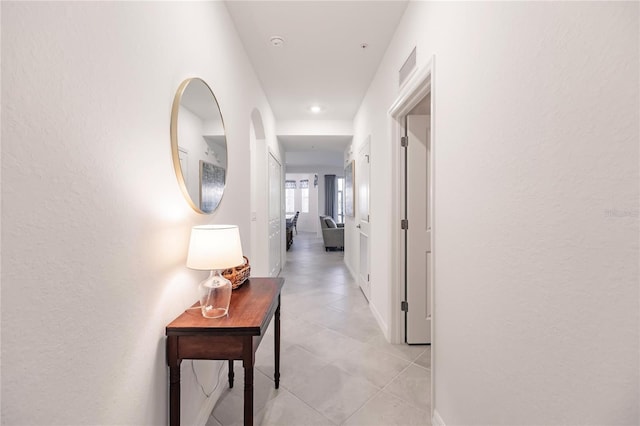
[243, 337, 254, 426]
[169, 365, 181, 426]
[167, 336, 181, 426]
[274, 295, 281, 389]
[228, 360, 235, 388]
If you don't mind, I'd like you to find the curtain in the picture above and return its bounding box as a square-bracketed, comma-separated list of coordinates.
[325, 174, 336, 218]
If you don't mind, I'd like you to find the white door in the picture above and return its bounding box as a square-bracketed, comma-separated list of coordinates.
[358, 139, 371, 300]
[405, 115, 431, 344]
[268, 152, 282, 276]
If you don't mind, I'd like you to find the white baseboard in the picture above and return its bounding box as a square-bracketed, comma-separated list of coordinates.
[345, 260, 389, 340]
[369, 301, 389, 340]
[432, 409, 446, 426]
[194, 362, 229, 426]
[345, 259, 357, 281]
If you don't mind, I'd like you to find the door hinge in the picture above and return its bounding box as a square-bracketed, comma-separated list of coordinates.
[367, 274, 370, 282]
[401, 219, 408, 230]
[401, 136, 409, 147]
[401, 301, 408, 312]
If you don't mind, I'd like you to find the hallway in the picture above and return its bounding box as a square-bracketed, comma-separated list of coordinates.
[208, 232, 431, 425]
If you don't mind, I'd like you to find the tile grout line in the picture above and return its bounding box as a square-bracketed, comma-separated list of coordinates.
[342, 354, 431, 424]
[286, 235, 431, 421]
[331, 345, 420, 424]
[339, 387, 383, 426]
[214, 233, 432, 425]
[382, 363, 432, 415]
[277, 382, 339, 425]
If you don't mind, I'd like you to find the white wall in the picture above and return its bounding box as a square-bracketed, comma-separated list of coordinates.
[285, 150, 343, 168]
[249, 109, 284, 277]
[1, 2, 277, 425]
[350, 1, 639, 425]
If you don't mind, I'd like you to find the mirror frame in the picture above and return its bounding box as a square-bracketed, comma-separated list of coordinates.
[170, 77, 227, 214]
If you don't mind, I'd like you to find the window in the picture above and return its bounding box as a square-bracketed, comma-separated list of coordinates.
[337, 177, 345, 223]
[285, 180, 296, 214]
[300, 179, 309, 213]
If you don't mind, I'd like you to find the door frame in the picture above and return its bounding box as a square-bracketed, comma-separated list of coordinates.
[267, 148, 284, 276]
[357, 137, 371, 301]
[388, 56, 435, 417]
[250, 109, 268, 276]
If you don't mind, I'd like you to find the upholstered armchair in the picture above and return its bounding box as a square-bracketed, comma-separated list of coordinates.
[319, 215, 344, 251]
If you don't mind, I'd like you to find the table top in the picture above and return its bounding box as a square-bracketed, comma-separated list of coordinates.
[166, 277, 284, 337]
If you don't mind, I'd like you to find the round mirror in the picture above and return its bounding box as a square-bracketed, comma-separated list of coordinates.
[171, 78, 227, 214]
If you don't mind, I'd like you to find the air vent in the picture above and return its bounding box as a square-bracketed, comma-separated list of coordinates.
[399, 47, 417, 87]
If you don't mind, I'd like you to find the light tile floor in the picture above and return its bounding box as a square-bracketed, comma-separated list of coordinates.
[207, 232, 431, 426]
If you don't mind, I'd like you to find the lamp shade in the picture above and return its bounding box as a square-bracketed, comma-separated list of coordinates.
[186, 225, 244, 270]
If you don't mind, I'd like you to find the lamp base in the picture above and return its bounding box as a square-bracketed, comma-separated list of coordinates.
[198, 270, 232, 318]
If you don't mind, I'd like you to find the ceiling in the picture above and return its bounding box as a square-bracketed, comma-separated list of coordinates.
[225, 1, 409, 123]
[278, 135, 352, 152]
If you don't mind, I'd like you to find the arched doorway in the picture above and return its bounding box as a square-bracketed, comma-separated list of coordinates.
[250, 108, 269, 276]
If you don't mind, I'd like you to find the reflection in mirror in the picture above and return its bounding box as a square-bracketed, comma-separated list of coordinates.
[171, 78, 227, 214]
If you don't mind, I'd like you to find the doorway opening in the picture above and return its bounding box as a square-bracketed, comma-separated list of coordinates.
[403, 96, 431, 345]
[284, 173, 317, 234]
[389, 58, 435, 418]
[250, 109, 269, 276]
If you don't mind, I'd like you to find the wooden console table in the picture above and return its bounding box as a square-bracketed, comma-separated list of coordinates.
[166, 277, 284, 426]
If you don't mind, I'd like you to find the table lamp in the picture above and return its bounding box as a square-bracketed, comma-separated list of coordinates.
[186, 225, 244, 318]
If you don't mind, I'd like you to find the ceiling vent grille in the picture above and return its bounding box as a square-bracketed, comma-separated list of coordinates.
[399, 47, 417, 87]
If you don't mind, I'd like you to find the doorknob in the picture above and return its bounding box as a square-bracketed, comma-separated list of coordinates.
[356, 224, 361, 229]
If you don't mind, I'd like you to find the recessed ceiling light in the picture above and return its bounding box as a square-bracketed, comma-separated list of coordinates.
[270, 36, 285, 47]
[310, 105, 322, 114]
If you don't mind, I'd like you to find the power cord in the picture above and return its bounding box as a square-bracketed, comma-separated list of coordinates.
[191, 359, 226, 398]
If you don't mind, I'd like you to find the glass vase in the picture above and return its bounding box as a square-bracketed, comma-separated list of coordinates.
[198, 270, 232, 318]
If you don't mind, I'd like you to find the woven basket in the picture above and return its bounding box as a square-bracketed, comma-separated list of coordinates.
[222, 256, 251, 290]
